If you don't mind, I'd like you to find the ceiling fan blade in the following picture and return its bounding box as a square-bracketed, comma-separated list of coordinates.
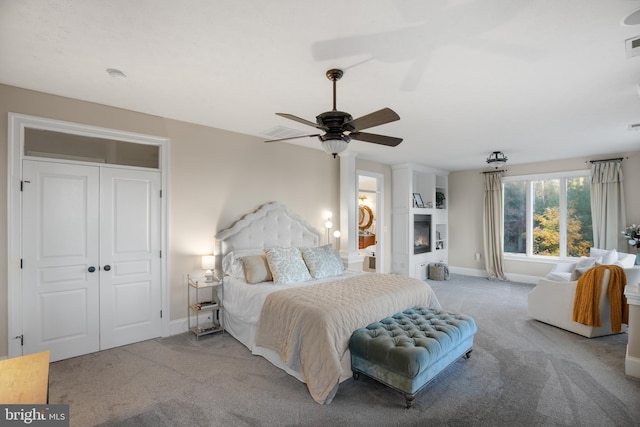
[350, 132, 403, 147]
[276, 113, 325, 129]
[264, 134, 321, 143]
[347, 107, 400, 131]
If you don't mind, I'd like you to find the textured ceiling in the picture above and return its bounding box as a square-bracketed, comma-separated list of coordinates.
[1, 0, 640, 170]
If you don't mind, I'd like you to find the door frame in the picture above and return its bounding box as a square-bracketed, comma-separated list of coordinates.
[7, 113, 170, 358]
[357, 169, 385, 273]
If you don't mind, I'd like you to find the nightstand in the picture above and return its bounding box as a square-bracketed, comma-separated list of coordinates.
[187, 274, 223, 340]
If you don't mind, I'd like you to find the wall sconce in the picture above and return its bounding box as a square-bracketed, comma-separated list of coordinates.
[333, 230, 341, 250]
[325, 212, 333, 244]
[201, 255, 216, 282]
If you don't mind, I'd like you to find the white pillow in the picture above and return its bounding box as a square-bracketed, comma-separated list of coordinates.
[240, 254, 273, 284]
[264, 247, 312, 285]
[589, 248, 617, 265]
[222, 249, 265, 278]
[300, 245, 344, 279]
[570, 257, 601, 281]
[615, 252, 636, 268]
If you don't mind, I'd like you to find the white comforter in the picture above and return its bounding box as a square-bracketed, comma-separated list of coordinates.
[254, 273, 441, 404]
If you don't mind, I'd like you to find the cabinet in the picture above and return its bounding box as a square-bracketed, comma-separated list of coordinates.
[391, 163, 448, 279]
[188, 274, 223, 340]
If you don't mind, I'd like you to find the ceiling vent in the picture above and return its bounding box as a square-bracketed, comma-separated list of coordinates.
[262, 126, 309, 140]
[625, 36, 640, 58]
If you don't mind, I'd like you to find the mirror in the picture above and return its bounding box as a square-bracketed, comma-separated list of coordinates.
[358, 205, 374, 230]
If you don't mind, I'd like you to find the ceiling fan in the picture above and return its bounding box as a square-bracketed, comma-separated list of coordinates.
[265, 69, 403, 158]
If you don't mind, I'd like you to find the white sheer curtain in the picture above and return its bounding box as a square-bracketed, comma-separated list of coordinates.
[483, 171, 507, 280]
[590, 160, 626, 250]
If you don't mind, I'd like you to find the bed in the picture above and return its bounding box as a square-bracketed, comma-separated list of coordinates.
[215, 202, 441, 404]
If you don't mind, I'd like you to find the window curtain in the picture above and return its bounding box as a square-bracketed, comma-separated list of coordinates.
[483, 171, 507, 280]
[590, 160, 626, 250]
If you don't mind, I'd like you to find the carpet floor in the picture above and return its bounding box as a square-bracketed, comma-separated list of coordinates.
[48, 274, 640, 426]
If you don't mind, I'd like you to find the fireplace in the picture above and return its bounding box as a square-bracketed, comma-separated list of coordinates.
[414, 214, 431, 254]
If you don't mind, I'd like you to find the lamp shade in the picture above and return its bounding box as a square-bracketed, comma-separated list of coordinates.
[321, 139, 348, 158]
[201, 255, 215, 270]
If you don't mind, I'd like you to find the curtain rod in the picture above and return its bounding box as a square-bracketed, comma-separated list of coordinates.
[482, 169, 507, 174]
[587, 157, 626, 164]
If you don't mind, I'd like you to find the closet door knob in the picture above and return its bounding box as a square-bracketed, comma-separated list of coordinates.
[88, 266, 96, 273]
[103, 265, 111, 271]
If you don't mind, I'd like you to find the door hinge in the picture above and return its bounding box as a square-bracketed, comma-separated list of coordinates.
[160, 189, 162, 198]
[15, 335, 23, 346]
[160, 250, 162, 259]
[20, 259, 23, 269]
[20, 180, 31, 191]
[160, 310, 163, 319]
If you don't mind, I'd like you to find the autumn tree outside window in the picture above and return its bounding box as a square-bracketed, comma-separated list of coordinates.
[503, 171, 592, 259]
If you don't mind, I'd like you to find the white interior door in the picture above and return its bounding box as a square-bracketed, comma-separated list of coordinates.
[99, 168, 161, 349]
[22, 161, 161, 362]
[22, 160, 101, 361]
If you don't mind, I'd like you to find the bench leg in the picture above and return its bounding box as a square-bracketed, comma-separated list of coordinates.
[404, 394, 415, 409]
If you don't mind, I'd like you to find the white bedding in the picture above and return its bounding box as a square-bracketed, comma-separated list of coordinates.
[222, 270, 362, 327]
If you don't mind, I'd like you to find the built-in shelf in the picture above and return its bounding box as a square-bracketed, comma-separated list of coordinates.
[392, 163, 449, 280]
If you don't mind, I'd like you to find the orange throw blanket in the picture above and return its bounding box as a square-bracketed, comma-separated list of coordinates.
[572, 265, 628, 333]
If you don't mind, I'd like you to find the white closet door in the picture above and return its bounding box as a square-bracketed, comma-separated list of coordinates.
[99, 167, 161, 349]
[22, 160, 100, 361]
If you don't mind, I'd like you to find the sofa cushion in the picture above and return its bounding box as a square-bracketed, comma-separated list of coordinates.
[590, 248, 618, 265]
[546, 272, 573, 282]
[570, 257, 601, 281]
[617, 252, 636, 268]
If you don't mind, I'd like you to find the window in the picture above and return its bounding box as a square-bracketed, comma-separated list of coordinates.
[503, 171, 592, 258]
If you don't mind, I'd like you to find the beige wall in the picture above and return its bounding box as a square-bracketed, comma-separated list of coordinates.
[2, 83, 638, 358]
[0, 84, 340, 358]
[449, 153, 640, 278]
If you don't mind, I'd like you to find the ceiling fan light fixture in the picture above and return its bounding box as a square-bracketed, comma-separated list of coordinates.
[321, 138, 348, 158]
[267, 68, 402, 158]
[486, 151, 508, 168]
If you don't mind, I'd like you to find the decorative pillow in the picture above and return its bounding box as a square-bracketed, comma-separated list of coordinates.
[570, 257, 602, 281]
[300, 245, 344, 279]
[589, 248, 618, 265]
[264, 247, 312, 285]
[614, 252, 636, 268]
[222, 249, 265, 278]
[240, 254, 273, 284]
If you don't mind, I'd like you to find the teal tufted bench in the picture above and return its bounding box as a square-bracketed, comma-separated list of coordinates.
[350, 307, 477, 408]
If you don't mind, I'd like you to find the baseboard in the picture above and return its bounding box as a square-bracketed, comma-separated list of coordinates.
[449, 266, 539, 285]
[625, 348, 640, 378]
[168, 317, 189, 336]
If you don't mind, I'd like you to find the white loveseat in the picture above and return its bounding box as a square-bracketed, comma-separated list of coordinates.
[544, 249, 638, 283]
[528, 269, 628, 337]
[527, 248, 636, 338]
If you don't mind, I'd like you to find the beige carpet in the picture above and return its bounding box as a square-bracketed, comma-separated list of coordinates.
[48, 275, 640, 426]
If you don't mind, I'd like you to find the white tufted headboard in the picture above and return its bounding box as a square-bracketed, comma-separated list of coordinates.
[215, 202, 321, 256]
